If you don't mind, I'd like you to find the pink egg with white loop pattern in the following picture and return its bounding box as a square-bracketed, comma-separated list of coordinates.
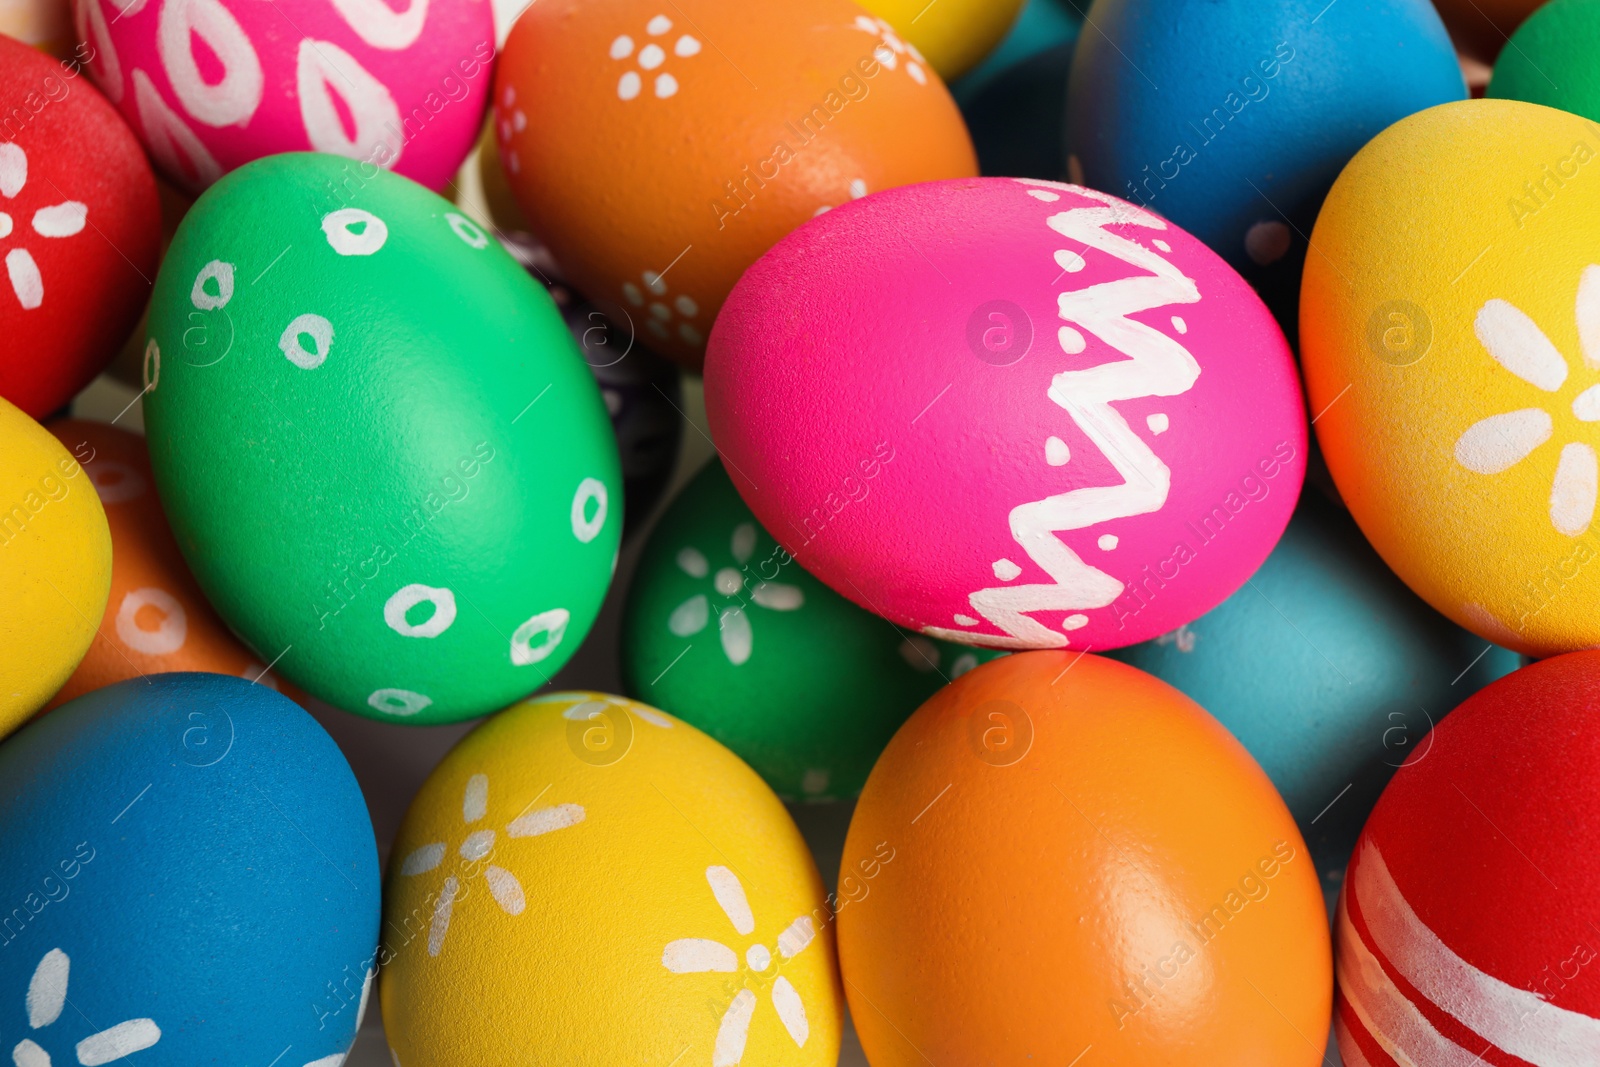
[705, 177, 1308, 651]
[72, 0, 494, 192]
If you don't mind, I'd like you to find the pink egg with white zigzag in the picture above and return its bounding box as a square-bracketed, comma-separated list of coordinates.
[704, 177, 1307, 651]
[71, 0, 494, 193]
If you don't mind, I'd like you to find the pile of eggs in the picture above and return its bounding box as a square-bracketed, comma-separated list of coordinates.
[4, 0, 1600, 1062]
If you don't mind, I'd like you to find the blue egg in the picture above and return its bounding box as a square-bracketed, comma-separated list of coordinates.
[1107, 496, 1520, 894]
[1066, 0, 1464, 333]
[0, 673, 379, 1065]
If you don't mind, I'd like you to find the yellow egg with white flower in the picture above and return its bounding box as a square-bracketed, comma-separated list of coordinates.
[1302, 98, 1600, 657]
[380, 691, 842, 1067]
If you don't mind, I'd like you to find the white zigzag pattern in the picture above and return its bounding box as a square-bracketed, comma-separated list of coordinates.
[924, 180, 1201, 649]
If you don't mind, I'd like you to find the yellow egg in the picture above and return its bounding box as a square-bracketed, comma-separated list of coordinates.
[380, 692, 842, 1067]
[859, 0, 1025, 79]
[0, 398, 111, 736]
[1302, 98, 1600, 657]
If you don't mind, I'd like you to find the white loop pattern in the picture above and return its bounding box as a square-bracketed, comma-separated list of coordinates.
[190, 259, 235, 310]
[321, 208, 388, 256]
[296, 39, 403, 168]
[115, 587, 187, 655]
[445, 212, 488, 249]
[157, 0, 263, 127]
[279, 313, 333, 369]
[368, 688, 433, 716]
[571, 478, 607, 543]
[510, 608, 570, 666]
[330, 0, 428, 49]
[384, 584, 457, 638]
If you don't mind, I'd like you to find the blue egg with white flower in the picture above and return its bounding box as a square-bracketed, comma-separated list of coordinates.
[0, 673, 379, 1065]
[1065, 0, 1464, 336]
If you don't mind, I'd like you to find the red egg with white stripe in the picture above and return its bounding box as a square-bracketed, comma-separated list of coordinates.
[1336, 651, 1600, 1067]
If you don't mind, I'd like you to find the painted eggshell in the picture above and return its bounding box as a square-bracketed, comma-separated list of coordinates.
[0, 35, 159, 418]
[858, 0, 1024, 79]
[1109, 494, 1521, 895]
[1067, 0, 1463, 334]
[706, 177, 1308, 653]
[492, 0, 978, 369]
[0, 673, 380, 1062]
[1489, 0, 1600, 121]
[0, 397, 109, 737]
[0, 0, 75, 55]
[381, 691, 843, 1066]
[72, 0, 495, 193]
[1335, 651, 1600, 1066]
[1301, 99, 1600, 658]
[622, 459, 1000, 802]
[142, 152, 622, 723]
[1434, 0, 1547, 60]
[838, 652, 1332, 1064]
[44, 420, 303, 708]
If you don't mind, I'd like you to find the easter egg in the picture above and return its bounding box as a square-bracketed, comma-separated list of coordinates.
[0, 398, 109, 737]
[0, 673, 380, 1062]
[1334, 652, 1600, 1066]
[1489, 0, 1600, 121]
[492, 0, 977, 369]
[142, 152, 622, 723]
[705, 177, 1307, 653]
[0, 0, 74, 54]
[622, 459, 999, 802]
[1301, 99, 1600, 658]
[1067, 0, 1463, 334]
[381, 691, 843, 1066]
[73, 0, 495, 193]
[1109, 493, 1521, 892]
[44, 420, 302, 708]
[0, 34, 159, 418]
[1434, 0, 1547, 60]
[858, 0, 1024, 79]
[837, 651, 1332, 1064]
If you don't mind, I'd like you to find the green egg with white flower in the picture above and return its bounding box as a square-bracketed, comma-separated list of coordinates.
[622, 459, 1000, 800]
[143, 152, 621, 724]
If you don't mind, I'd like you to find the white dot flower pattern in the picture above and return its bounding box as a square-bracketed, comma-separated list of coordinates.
[610, 14, 701, 101]
[12, 948, 161, 1065]
[663, 866, 818, 1067]
[668, 522, 804, 666]
[0, 144, 89, 311]
[397, 773, 586, 957]
[1453, 265, 1600, 537]
[851, 15, 928, 86]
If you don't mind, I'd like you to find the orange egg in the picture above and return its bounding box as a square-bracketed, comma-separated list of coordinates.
[43, 420, 299, 708]
[493, 0, 977, 369]
[837, 651, 1331, 1065]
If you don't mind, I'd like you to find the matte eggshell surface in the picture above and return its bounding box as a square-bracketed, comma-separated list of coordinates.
[1066, 0, 1463, 333]
[1301, 99, 1600, 657]
[1335, 652, 1600, 1065]
[492, 0, 977, 368]
[142, 153, 621, 723]
[837, 652, 1332, 1065]
[74, 0, 495, 192]
[706, 177, 1307, 653]
[0, 673, 380, 1063]
[858, 0, 1024, 79]
[0, 398, 109, 737]
[381, 691, 843, 1067]
[44, 420, 302, 708]
[0, 34, 159, 417]
[1488, 0, 1600, 122]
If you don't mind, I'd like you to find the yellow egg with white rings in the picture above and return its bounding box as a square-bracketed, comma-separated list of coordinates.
[0, 397, 110, 737]
[380, 691, 843, 1067]
[1303, 98, 1600, 658]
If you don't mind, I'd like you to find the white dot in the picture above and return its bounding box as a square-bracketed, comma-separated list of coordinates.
[650, 302, 671, 321]
[875, 43, 896, 68]
[655, 73, 679, 98]
[1063, 614, 1089, 631]
[1045, 436, 1070, 465]
[674, 295, 698, 317]
[854, 14, 876, 31]
[814, 205, 831, 216]
[0, 212, 10, 239]
[1058, 326, 1086, 354]
[321, 208, 387, 256]
[908, 62, 926, 84]
[513, 110, 526, 131]
[610, 34, 634, 59]
[1245, 220, 1292, 265]
[1153, 239, 1171, 253]
[622, 282, 644, 306]
[746, 944, 771, 971]
[643, 270, 667, 295]
[951, 653, 978, 677]
[279, 312, 333, 369]
[647, 14, 672, 34]
[953, 614, 979, 626]
[638, 43, 665, 69]
[1054, 248, 1085, 273]
[714, 567, 742, 596]
[675, 35, 701, 56]
[993, 558, 1021, 581]
[618, 71, 642, 100]
[508, 152, 521, 174]
[1028, 189, 1060, 202]
[502, 86, 515, 106]
[1170, 316, 1187, 334]
[647, 320, 669, 339]
[678, 323, 703, 346]
[849, 179, 868, 199]
[498, 118, 511, 141]
[1147, 413, 1169, 435]
[1098, 534, 1118, 551]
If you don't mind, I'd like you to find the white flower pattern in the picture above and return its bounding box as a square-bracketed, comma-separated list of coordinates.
[621, 268, 704, 348]
[1453, 266, 1600, 536]
[610, 14, 700, 101]
[0, 144, 88, 311]
[851, 15, 928, 86]
[397, 774, 586, 957]
[662, 866, 817, 1066]
[668, 522, 804, 665]
[12, 948, 161, 1065]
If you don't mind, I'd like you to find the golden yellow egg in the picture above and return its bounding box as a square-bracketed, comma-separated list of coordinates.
[381, 691, 842, 1067]
[0, 398, 111, 736]
[858, 0, 1025, 79]
[1302, 98, 1600, 657]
